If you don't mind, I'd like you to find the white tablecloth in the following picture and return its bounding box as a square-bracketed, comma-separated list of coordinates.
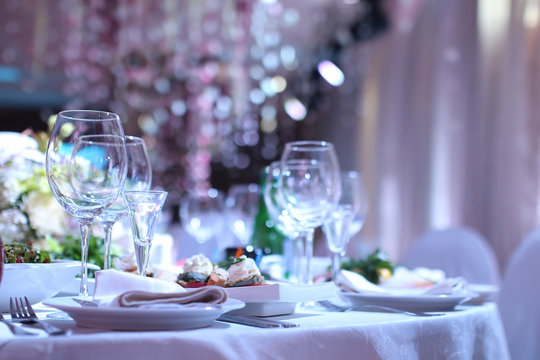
[0, 303, 509, 360]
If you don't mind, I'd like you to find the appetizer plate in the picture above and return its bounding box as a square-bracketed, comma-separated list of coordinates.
[43, 297, 245, 331]
[340, 291, 471, 312]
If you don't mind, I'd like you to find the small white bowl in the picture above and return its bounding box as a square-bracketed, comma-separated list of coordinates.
[0, 260, 86, 312]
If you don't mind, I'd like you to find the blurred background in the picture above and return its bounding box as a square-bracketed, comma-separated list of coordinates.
[0, 0, 538, 274]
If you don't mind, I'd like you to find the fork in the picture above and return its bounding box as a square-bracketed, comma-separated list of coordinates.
[0, 312, 37, 336]
[10, 297, 70, 336]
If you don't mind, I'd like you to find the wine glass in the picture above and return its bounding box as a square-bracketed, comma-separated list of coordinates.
[277, 141, 341, 284]
[264, 161, 308, 283]
[226, 183, 261, 246]
[97, 136, 152, 269]
[123, 190, 168, 276]
[179, 188, 225, 247]
[323, 171, 369, 282]
[46, 110, 127, 296]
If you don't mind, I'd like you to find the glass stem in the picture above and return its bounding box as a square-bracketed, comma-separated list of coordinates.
[79, 222, 92, 296]
[292, 233, 305, 283]
[304, 228, 314, 285]
[134, 243, 152, 276]
[331, 251, 341, 283]
[101, 221, 115, 270]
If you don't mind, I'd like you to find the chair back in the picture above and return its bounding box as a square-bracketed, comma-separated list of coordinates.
[399, 227, 500, 285]
[498, 227, 540, 360]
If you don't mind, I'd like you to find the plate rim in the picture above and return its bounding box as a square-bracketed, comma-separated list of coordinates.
[43, 296, 245, 315]
[339, 290, 472, 311]
[340, 290, 470, 302]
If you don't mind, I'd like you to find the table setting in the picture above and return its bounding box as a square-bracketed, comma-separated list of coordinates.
[0, 112, 509, 359]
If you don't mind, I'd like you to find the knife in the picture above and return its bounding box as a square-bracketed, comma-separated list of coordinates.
[218, 314, 299, 328]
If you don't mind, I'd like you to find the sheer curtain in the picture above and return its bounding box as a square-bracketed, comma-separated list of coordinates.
[347, 0, 540, 272]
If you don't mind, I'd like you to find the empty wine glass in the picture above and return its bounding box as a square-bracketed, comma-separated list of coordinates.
[97, 136, 152, 269]
[123, 190, 168, 276]
[46, 110, 127, 296]
[277, 141, 341, 284]
[226, 183, 261, 246]
[323, 171, 369, 282]
[179, 188, 225, 246]
[264, 161, 308, 283]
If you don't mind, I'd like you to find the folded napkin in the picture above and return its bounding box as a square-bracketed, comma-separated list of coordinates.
[111, 287, 228, 308]
[92, 269, 227, 308]
[337, 269, 468, 296]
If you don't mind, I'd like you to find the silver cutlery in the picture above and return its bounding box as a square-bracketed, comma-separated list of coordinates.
[10, 296, 71, 336]
[318, 300, 444, 317]
[0, 312, 37, 336]
[218, 314, 299, 328]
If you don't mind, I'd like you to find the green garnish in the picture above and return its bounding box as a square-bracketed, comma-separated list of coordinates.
[2, 242, 51, 263]
[217, 256, 246, 270]
[341, 249, 394, 284]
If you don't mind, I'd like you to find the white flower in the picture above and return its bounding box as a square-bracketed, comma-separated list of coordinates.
[0, 132, 40, 165]
[0, 208, 31, 243]
[0, 176, 21, 210]
[22, 191, 67, 238]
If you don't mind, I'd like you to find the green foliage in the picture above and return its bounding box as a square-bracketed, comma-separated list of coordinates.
[250, 171, 286, 254]
[341, 249, 395, 284]
[17, 167, 51, 196]
[48, 235, 120, 271]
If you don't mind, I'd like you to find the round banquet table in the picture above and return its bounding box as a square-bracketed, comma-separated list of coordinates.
[0, 302, 509, 360]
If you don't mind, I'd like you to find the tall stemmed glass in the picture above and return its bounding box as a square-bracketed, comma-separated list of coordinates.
[226, 184, 261, 247]
[179, 189, 225, 246]
[46, 110, 127, 296]
[278, 141, 341, 284]
[123, 190, 168, 276]
[264, 161, 308, 283]
[97, 136, 152, 269]
[323, 171, 369, 282]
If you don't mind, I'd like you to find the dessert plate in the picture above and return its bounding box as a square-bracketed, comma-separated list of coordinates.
[340, 291, 471, 313]
[43, 297, 244, 330]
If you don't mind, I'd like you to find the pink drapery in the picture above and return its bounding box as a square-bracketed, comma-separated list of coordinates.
[351, 0, 540, 272]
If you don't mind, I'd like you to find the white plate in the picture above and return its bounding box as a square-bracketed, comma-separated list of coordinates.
[43, 297, 245, 330]
[465, 284, 499, 305]
[340, 291, 471, 312]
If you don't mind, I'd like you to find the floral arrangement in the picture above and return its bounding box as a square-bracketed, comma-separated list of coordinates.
[0, 129, 130, 269]
[0, 130, 74, 249]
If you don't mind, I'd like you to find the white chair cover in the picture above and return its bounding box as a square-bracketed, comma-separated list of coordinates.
[399, 227, 500, 285]
[498, 227, 540, 360]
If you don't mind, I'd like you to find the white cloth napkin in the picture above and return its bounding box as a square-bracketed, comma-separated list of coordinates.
[337, 269, 468, 296]
[92, 269, 227, 308]
[111, 288, 228, 308]
[0, 322, 14, 344]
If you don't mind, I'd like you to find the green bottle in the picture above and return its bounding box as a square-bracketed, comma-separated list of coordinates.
[250, 167, 286, 255]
